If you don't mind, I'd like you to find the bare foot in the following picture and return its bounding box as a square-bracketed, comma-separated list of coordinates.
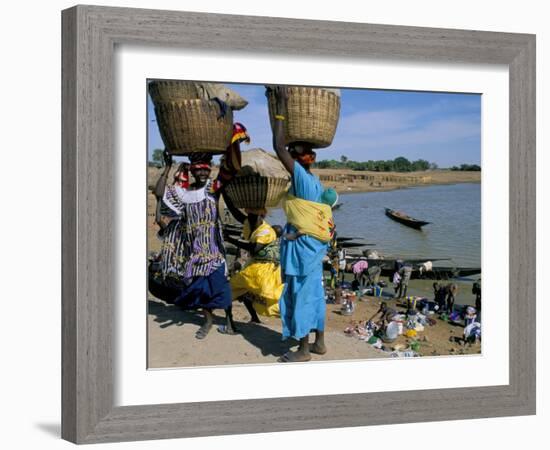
[309, 342, 327, 355]
[278, 350, 312, 363]
[196, 310, 214, 339]
[217, 324, 240, 335]
[195, 322, 212, 339]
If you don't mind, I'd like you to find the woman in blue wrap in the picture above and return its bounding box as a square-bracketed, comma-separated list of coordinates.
[269, 86, 330, 362]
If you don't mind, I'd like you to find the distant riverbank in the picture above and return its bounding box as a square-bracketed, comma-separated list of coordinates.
[312, 169, 480, 194]
[147, 165, 480, 194]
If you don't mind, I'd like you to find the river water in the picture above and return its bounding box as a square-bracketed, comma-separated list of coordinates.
[267, 182, 481, 268]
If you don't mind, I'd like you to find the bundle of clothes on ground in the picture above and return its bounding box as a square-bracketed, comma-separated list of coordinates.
[342, 295, 482, 358]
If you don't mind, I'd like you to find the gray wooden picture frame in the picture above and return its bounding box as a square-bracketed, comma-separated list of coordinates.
[62, 4, 536, 444]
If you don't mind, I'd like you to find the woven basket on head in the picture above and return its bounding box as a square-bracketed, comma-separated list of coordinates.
[268, 87, 341, 148]
[148, 80, 201, 104]
[154, 100, 233, 155]
[224, 176, 290, 209]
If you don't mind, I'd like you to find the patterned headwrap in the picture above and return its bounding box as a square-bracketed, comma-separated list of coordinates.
[231, 122, 250, 145]
[189, 153, 213, 171]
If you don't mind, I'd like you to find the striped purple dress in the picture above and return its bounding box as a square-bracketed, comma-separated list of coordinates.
[155, 181, 231, 310]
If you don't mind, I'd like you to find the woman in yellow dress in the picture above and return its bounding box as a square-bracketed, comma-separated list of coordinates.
[223, 197, 284, 320]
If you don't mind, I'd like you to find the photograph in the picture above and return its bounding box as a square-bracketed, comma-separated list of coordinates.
[1, 0, 541, 446]
[146, 80, 482, 368]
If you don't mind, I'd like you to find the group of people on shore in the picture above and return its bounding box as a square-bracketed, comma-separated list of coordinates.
[148, 86, 334, 362]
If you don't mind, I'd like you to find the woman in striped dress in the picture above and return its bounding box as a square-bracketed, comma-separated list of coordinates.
[149, 124, 249, 339]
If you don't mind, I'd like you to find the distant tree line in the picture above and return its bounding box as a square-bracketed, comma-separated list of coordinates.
[150, 149, 481, 172]
[450, 164, 481, 171]
[312, 155, 437, 172]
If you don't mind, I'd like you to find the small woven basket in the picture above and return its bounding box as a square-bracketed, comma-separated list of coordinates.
[154, 100, 233, 155]
[224, 176, 290, 209]
[148, 81, 201, 104]
[268, 87, 340, 148]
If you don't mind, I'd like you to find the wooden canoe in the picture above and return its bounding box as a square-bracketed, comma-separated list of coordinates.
[385, 208, 431, 229]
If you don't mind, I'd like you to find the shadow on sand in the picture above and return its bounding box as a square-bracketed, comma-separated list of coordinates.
[148, 298, 296, 358]
[148, 298, 207, 329]
[229, 321, 296, 358]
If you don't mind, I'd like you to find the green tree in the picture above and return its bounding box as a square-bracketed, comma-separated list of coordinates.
[411, 159, 430, 171]
[313, 157, 441, 172]
[392, 156, 411, 172]
[152, 149, 164, 166]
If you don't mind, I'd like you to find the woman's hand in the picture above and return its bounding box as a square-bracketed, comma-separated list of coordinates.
[162, 150, 173, 168]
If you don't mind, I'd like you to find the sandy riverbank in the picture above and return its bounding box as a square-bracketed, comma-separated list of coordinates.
[312, 168, 480, 194]
[148, 287, 481, 368]
[147, 165, 480, 195]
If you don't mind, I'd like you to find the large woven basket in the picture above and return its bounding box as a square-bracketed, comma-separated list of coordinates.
[154, 100, 233, 155]
[224, 175, 290, 209]
[148, 81, 201, 104]
[268, 87, 340, 148]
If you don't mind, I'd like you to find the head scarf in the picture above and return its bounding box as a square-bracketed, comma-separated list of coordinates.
[231, 122, 250, 145]
[189, 153, 213, 171]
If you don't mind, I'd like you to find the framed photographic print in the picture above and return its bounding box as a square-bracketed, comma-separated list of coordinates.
[62, 5, 535, 444]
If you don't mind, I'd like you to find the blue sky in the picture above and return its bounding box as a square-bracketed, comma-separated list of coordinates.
[147, 83, 481, 167]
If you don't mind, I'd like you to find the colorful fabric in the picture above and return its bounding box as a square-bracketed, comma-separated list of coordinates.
[282, 194, 334, 243]
[353, 260, 369, 274]
[159, 181, 225, 286]
[217, 123, 247, 184]
[190, 163, 211, 170]
[279, 163, 328, 339]
[231, 122, 250, 145]
[174, 263, 232, 310]
[280, 163, 328, 276]
[230, 220, 283, 317]
[242, 220, 280, 263]
[279, 268, 325, 339]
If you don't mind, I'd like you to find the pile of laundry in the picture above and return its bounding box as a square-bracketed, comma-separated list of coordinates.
[342, 314, 433, 358]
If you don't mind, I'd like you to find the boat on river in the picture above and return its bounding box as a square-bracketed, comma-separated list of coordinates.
[385, 208, 430, 230]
